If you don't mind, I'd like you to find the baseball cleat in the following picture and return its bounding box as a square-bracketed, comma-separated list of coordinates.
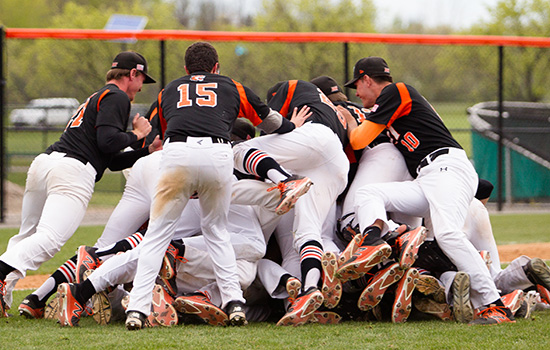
[57, 283, 84, 327]
[90, 290, 111, 325]
[286, 277, 302, 302]
[415, 274, 446, 304]
[451, 272, 474, 323]
[501, 289, 524, 315]
[75, 245, 101, 284]
[126, 310, 148, 330]
[276, 287, 324, 326]
[358, 262, 404, 311]
[18, 294, 45, 319]
[151, 284, 177, 327]
[174, 293, 228, 326]
[524, 257, 550, 291]
[469, 304, 515, 325]
[336, 238, 392, 282]
[0, 279, 8, 318]
[391, 268, 419, 323]
[44, 295, 60, 320]
[395, 226, 427, 269]
[268, 175, 313, 215]
[311, 311, 342, 324]
[159, 242, 187, 280]
[413, 296, 453, 321]
[225, 300, 248, 326]
[515, 290, 538, 319]
[321, 251, 342, 309]
[537, 284, 550, 305]
[338, 234, 362, 266]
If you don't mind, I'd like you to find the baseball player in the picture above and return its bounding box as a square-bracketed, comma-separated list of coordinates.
[122, 42, 308, 330]
[0, 51, 159, 315]
[232, 79, 350, 325]
[336, 56, 515, 325]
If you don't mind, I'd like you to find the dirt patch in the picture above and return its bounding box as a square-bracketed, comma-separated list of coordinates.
[13, 243, 549, 290]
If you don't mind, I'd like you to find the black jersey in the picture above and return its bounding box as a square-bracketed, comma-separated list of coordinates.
[47, 83, 137, 181]
[268, 80, 348, 147]
[366, 82, 461, 177]
[158, 72, 272, 141]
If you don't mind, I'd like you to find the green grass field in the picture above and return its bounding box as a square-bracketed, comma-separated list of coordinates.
[0, 213, 549, 349]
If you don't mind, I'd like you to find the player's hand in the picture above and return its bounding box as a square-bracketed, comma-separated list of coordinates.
[290, 106, 312, 128]
[132, 113, 152, 140]
[148, 135, 163, 153]
[337, 105, 357, 131]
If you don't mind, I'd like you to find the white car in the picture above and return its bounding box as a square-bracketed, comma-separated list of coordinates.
[10, 98, 80, 126]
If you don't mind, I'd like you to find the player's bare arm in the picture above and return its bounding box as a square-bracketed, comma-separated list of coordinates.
[290, 106, 312, 128]
[132, 113, 153, 140]
[337, 105, 357, 137]
[148, 135, 163, 153]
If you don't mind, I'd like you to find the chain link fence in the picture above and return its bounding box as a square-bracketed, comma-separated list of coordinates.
[2, 30, 550, 224]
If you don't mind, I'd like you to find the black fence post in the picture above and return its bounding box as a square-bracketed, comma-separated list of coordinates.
[160, 40, 166, 89]
[0, 26, 5, 223]
[497, 45, 504, 211]
[343, 42, 349, 97]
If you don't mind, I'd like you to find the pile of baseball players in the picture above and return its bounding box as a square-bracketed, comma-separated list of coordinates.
[1, 41, 549, 330]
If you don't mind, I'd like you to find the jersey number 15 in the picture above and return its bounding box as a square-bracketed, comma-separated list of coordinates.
[177, 83, 218, 108]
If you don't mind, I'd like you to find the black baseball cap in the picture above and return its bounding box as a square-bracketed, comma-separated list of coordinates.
[344, 57, 391, 89]
[111, 51, 156, 84]
[310, 76, 343, 96]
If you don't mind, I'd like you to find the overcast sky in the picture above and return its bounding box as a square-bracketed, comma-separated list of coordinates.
[213, 0, 501, 30]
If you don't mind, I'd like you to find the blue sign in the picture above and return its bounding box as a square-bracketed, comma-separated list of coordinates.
[104, 14, 148, 43]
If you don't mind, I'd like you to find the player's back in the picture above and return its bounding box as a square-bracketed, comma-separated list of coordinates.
[160, 73, 242, 141]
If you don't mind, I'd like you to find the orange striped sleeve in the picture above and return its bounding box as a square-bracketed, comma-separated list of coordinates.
[232, 79, 262, 126]
[96, 89, 110, 111]
[278, 80, 297, 118]
[349, 120, 386, 150]
[387, 82, 412, 126]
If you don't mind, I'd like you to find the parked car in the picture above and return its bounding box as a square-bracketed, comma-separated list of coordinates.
[9, 98, 80, 126]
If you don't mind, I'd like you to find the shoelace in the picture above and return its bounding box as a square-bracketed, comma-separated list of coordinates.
[267, 181, 285, 194]
[476, 305, 508, 319]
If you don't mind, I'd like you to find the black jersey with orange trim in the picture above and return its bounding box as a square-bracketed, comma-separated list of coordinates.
[158, 72, 271, 141]
[366, 82, 461, 177]
[268, 80, 348, 147]
[46, 83, 135, 181]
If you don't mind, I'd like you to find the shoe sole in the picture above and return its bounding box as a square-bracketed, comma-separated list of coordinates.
[173, 296, 228, 326]
[91, 291, 112, 325]
[528, 258, 550, 290]
[19, 303, 45, 319]
[57, 284, 82, 327]
[44, 295, 60, 320]
[415, 275, 446, 304]
[275, 179, 313, 215]
[501, 290, 524, 314]
[311, 311, 342, 324]
[452, 272, 474, 323]
[276, 290, 324, 326]
[358, 262, 404, 311]
[392, 268, 419, 323]
[286, 278, 302, 301]
[338, 234, 362, 265]
[321, 252, 342, 309]
[397, 227, 427, 269]
[336, 244, 392, 282]
[151, 284, 178, 327]
[413, 296, 453, 321]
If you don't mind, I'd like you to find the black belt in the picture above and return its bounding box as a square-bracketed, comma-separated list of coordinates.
[417, 148, 450, 172]
[169, 135, 230, 144]
[369, 139, 390, 148]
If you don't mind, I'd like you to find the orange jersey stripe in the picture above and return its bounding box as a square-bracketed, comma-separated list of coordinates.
[157, 90, 167, 139]
[350, 120, 386, 150]
[232, 79, 262, 126]
[387, 82, 412, 126]
[96, 89, 110, 111]
[141, 106, 158, 148]
[279, 80, 298, 118]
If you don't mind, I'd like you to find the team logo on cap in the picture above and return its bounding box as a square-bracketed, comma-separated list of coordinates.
[112, 62, 118, 67]
[191, 75, 206, 82]
[331, 86, 339, 93]
[136, 64, 144, 71]
[384, 67, 390, 73]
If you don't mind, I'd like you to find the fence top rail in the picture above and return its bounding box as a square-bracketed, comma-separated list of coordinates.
[4, 28, 550, 47]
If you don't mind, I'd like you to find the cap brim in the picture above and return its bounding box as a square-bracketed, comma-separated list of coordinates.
[143, 73, 156, 84]
[344, 77, 359, 89]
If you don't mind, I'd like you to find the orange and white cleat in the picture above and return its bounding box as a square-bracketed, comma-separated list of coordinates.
[336, 237, 392, 282]
[414, 297, 453, 321]
[268, 175, 313, 215]
[395, 226, 427, 269]
[173, 292, 228, 326]
[358, 262, 405, 311]
[392, 268, 419, 323]
[501, 289, 524, 315]
[321, 251, 342, 309]
[276, 287, 324, 326]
